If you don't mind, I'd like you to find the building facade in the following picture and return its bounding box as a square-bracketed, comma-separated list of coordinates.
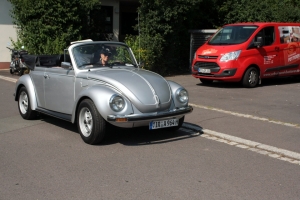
[0, 0, 139, 69]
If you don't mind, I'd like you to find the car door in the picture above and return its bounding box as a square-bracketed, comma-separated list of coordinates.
[255, 26, 281, 78]
[44, 67, 75, 114]
[30, 67, 46, 108]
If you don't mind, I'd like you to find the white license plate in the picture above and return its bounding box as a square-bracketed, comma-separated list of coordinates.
[149, 119, 178, 130]
[199, 68, 211, 73]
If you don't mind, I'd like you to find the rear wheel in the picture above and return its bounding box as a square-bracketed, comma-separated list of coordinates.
[77, 99, 106, 145]
[18, 86, 37, 120]
[200, 78, 213, 84]
[242, 67, 259, 88]
[9, 68, 14, 74]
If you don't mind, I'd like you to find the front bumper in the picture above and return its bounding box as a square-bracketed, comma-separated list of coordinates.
[107, 106, 193, 125]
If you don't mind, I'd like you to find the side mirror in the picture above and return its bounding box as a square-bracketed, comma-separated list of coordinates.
[61, 62, 72, 69]
[254, 36, 263, 48]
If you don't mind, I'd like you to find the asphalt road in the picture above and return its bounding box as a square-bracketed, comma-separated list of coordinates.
[0, 69, 299, 200]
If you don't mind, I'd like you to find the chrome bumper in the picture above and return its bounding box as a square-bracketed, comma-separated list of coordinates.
[107, 106, 193, 122]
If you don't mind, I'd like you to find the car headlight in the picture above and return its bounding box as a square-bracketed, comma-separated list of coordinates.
[176, 88, 189, 104]
[109, 95, 125, 112]
[220, 50, 241, 62]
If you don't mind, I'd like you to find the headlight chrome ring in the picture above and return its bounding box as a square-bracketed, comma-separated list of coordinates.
[109, 94, 125, 112]
[176, 88, 189, 104]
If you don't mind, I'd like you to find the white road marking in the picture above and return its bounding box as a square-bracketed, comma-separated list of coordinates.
[0, 75, 17, 83]
[189, 103, 300, 129]
[182, 124, 300, 166]
[0, 75, 299, 165]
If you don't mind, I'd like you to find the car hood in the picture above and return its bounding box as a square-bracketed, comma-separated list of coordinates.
[197, 44, 241, 56]
[83, 68, 172, 113]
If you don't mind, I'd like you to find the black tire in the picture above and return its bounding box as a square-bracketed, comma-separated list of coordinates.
[9, 68, 14, 74]
[200, 78, 213, 84]
[18, 86, 37, 120]
[242, 67, 259, 88]
[77, 99, 106, 145]
[167, 116, 184, 132]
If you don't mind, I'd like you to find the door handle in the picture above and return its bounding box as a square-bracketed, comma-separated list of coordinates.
[44, 74, 49, 79]
[275, 47, 280, 51]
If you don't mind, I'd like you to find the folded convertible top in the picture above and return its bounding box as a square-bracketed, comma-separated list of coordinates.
[22, 54, 62, 70]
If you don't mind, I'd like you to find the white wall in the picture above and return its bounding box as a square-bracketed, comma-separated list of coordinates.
[0, 0, 18, 62]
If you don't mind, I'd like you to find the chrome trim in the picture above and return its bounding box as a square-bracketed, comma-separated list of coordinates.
[107, 106, 193, 122]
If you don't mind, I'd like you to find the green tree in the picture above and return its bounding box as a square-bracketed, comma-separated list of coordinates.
[218, 0, 300, 24]
[132, 0, 227, 75]
[8, 0, 101, 54]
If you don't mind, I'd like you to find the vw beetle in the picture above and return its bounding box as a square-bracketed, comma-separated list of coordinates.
[15, 40, 193, 145]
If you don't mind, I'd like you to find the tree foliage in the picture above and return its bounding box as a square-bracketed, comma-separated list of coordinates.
[8, 0, 101, 54]
[130, 0, 225, 75]
[218, 0, 300, 24]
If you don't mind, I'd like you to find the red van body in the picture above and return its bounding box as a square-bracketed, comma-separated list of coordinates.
[191, 22, 300, 87]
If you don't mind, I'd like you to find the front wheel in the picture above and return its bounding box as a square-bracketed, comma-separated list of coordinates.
[77, 99, 106, 145]
[18, 86, 37, 120]
[242, 67, 259, 88]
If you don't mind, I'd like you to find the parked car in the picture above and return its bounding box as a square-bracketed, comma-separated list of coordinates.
[15, 40, 193, 145]
[191, 22, 300, 87]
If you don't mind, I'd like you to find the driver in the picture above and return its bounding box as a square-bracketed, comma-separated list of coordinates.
[98, 47, 111, 66]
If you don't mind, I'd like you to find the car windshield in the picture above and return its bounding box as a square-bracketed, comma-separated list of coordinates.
[208, 25, 258, 45]
[73, 43, 138, 69]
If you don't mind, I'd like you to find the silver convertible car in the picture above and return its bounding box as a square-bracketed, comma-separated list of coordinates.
[15, 40, 193, 145]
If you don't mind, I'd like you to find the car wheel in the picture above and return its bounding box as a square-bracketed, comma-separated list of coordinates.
[77, 99, 106, 145]
[167, 116, 184, 132]
[18, 86, 37, 120]
[242, 67, 259, 88]
[200, 78, 213, 84]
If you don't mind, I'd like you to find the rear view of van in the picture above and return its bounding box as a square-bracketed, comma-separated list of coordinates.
[191, 22, 300, 87]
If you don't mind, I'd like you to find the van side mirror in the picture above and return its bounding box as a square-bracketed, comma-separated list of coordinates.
[61, 62, 72, 69]
[254, 36, 263, 48]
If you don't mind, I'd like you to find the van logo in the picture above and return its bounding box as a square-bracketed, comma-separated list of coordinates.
[202, 48, 218, 55]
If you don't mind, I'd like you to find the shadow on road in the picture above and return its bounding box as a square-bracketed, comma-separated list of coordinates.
[196, 76, 300, 88]
[40, 115, 203, 146]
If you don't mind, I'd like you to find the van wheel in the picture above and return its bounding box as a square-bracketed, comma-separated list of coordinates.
[200, 78, 213, 84]
[242, 67, 259, 88]
[77, 99, 106, 145]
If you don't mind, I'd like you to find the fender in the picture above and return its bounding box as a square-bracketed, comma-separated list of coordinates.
[15, 74, 38, 110]
[71, 84, 133, 123]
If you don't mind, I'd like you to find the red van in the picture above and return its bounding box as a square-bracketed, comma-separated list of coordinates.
[191, 22, 300, 87]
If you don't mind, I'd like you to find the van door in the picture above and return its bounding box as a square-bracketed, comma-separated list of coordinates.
[253, 26, 281, 78]
[278, 26, 300, 77]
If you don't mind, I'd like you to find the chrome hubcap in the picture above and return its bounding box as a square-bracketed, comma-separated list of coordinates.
[19, 91, 28, 114]
[79, 107, 93, 137]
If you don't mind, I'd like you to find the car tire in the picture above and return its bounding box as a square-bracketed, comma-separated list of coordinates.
[242, 67, 259, 88]
[200, 78, 213, 84]
[167, 116, 184, 132]
[77, 99, 106, 145]
[18, 86, 37, 120]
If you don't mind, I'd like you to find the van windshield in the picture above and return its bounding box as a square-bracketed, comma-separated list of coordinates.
[208, 25, 258, 45]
